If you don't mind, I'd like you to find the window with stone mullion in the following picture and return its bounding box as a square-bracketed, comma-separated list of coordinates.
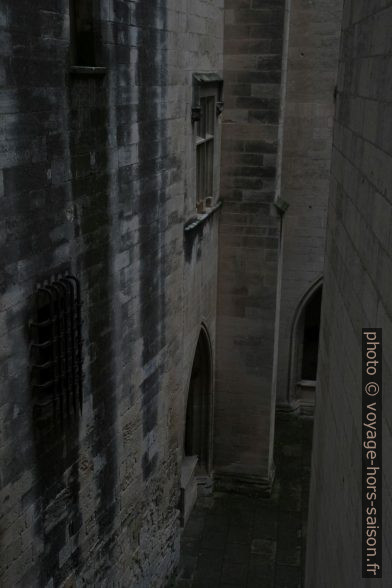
[196, 97, 215, 206]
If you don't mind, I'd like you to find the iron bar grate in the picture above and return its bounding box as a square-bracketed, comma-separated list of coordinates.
[30, 274, 83, 422]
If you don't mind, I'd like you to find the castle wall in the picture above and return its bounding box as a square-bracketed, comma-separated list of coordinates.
[305, 1, 392, 585]
[0, 1, 223, 585]
[275, 0, 342, 408]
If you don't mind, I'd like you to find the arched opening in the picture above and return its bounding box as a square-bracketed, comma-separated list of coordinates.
[301, 287, 322, 381]
[184, 330, 212, 472]
[181, 327, 212, 525]
[289, 281, 323, 415]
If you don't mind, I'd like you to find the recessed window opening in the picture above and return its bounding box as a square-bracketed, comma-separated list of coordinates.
[30, 274, 83, 424]
[192, 73, 223, 214]
[301, 287, 322, 381]
[196, 96, 215, 210]
[71, 0, 96, 66]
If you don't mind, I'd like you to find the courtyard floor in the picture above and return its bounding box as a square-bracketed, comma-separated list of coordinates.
[174, 412, 313, 588]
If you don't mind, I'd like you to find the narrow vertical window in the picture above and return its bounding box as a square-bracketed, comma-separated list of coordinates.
[196, 96, 215, 211]
[192, 74, 224, 213]
[70, 0, 96, 66]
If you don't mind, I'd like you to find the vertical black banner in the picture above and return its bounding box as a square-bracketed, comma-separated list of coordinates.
[362, 329, 382, 578]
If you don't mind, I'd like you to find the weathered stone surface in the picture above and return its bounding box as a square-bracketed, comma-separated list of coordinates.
[215, 0, 285, 490]
[175, 412, 312, 587]
[0, 1, 223, 586]
[305, 1, 392, 586]
[275, 0, 343, 408]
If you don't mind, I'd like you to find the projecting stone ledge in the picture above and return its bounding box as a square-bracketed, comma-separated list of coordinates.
[184, 201, 222, 233]
[214, 465, 276, 498]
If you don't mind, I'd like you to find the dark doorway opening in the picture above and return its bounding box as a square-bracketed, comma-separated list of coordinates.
[288, 282, 323, 415]
[181, 327, 212, 526]
[184, 329, 212, 474]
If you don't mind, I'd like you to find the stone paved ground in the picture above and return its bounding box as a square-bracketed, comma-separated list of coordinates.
[174, 412, 313, 588]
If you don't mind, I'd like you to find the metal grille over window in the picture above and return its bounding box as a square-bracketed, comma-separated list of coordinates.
[30, 274, 83, 422]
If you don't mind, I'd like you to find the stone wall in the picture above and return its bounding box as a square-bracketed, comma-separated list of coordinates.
[215, 0, 286, 490]
[275, 0, 342, 408]
[305, 0, 392, 585]
[0, 1, 223, 586]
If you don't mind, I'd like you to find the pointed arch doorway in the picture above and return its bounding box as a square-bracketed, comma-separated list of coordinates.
[288, 280, 323, 415]
[181, 326, 213, 526]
